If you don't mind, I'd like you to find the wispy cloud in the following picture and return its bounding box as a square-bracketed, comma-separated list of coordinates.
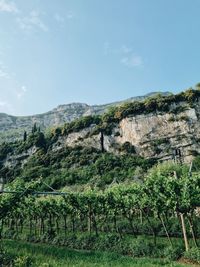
[54, 11, 75, 25]
[0, 0, 18, 13]
[121, 54, 143, 68]
[0, 69, 9, 78]
[54, 13, 65, 23]
[0, 101, 8, 107]
[16, 85, 27, 100]
[17, 10, 48, 33]
[66, 11, 74, 20]
[0, 62, 10, 79]
[0, 59, 27, 114]
[0, 100, 14, 114]
[120, 45, 132, 54]
[103, 43, 143, 68]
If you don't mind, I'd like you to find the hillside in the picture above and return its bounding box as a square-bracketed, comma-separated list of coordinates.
[1, 88, 200, 191]
[1, 89, 200, 266]
[0, 92, 169, 144]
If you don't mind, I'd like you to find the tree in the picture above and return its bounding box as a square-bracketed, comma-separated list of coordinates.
[23, 131, 27, 142]
[145, 162, 200, 251]
[32, 123, 37, 133]
[195, 83, 200, 91]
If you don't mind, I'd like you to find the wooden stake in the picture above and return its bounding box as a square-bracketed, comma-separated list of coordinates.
[180, 213, 189, 251]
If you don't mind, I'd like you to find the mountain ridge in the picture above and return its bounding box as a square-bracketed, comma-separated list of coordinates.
[1, 88, 200, 189]
[0, 91, 170, 143]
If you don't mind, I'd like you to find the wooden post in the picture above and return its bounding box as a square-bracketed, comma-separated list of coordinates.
[174, 171, 189, 252]
[180, 213, 189, 251]
[160, 215, 173, 246]
[187, 216, 198, 248]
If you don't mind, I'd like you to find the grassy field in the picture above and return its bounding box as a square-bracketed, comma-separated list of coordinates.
[3, 240, 197, 267]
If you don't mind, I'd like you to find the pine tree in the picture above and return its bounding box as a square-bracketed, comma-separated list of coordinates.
[32, 123, 37, 133]
[23, 131, 27, 142]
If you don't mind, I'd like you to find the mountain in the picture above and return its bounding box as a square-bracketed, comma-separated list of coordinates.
[0, 91, 170, 143]
[1, 88, 200, 191]
[1, 88, 200, 190]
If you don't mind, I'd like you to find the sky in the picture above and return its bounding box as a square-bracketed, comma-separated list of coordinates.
[0, 0, 200, 116]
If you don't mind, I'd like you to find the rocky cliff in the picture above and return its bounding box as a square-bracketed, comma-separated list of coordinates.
[0, 92, 169, 144]
[1, 89, 200, 187]
[2, 89, 200, 175]
[51, 103, 199, 163]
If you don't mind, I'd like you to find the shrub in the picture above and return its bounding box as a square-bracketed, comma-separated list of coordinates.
[61, 115, 102, 136]
[179, 115, 189, 121]
[77, 234, 97, 250]
[184, 248, 200, 264]
[14, 255, 33, 267]
[193, 156, 200, 171]
[0, 142, 13, 161]
[121, 142, 136, 154]
[0, 248, 14, 266]
[163, 245, 184, 261]
[189, 150, 199, 157]
[130, 236, 155, 257]
[170, 106, 188, 114]
[114, 131, 120, 137]
[168, 116, 176, 122]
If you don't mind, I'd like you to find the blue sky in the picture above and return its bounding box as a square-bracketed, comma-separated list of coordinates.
[0, 0, 200, 115]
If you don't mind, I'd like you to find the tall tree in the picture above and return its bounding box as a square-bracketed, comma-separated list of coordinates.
[23, 131, 27, 142]
[32, 123, 37, 133]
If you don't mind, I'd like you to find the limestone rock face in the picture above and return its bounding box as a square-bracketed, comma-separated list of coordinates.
[2, 93, 199, 169]
[0, 104, 95, 143]
[0, 92, 169, 143]
[49, 105, 200, 163]
[116, 108, 198, 162]
[4, 146, 38, 169]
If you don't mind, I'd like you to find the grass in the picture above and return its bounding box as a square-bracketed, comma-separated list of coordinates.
[3, 240, 196, 267]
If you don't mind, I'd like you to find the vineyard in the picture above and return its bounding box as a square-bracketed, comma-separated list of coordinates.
[1, 162, 200, 266]
[1, 90, 200, 265]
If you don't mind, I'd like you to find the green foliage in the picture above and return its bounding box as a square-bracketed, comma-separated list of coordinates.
[168, 116, 176, 122]
[0, 247, 13, 266]
[15, 131, 46, 154]
[128, 236, 156, 257]
[188, 150, 199, 157]
[184, 248, 200, 264]
[23, 131, 27, 142]
[14, 255, 33, 267]
[26, 131, 46, 149]
[102, 106, 118, 123]
[192, 156, 200, 171]
[150, 138, 170, 155]
[179, 115, 189, 121]
[163, 245, 184, 261]
[121, 142, 136, 154]
[32, 123, 37, 134]
[61, 115, 102, 136]
[43, 89, 200, 141]
[4, 144, 154, 189]
[147, 162, 188, 179]
[195, 82, 200, 90]
[1, 162, 200, 264]
[144, 162, 200, 213]
[1, 90, 200, 265]
[106, 89, 200, 122]
[0, 142, 14, 161]
[170, 106, 188, 114]
[3, 240, 189, 267]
